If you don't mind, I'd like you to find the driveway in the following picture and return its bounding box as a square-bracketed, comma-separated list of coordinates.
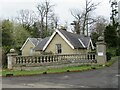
[2, 57, 119, 88]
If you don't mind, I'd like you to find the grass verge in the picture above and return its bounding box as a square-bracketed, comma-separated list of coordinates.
[1, 65, 96, 77]
[105, 56, 118, 67]
[1, 56, 118, 77]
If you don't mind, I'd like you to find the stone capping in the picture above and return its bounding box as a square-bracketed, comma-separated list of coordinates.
[98, 36, 104, 41]
[7, 49, 18, 56]
[96, 42, 106, 45]
[7, 53, 18, 56]
[10, 48, 15, 53]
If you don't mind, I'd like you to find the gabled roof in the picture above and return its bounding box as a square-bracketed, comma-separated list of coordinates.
[42, 29, 94, 51]
[20, 38, 42, 50]
[34, 37, 50, 51]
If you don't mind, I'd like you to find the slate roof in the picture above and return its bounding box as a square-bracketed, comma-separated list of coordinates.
[58, 30, 91, 49]
[29, 38, 42, 46]
[34, 29, 93, 51]
[20, 38, 42, 50]
[34, 37, 50, 51]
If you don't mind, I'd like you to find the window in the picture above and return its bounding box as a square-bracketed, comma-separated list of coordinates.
[30, 47, 33, 56]
[56, 44, 62, 54]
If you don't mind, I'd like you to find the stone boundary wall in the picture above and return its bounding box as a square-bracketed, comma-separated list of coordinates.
[8, 53, 97, 70]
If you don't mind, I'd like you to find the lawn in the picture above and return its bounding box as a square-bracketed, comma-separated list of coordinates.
[1, 65, 97, 76]
[1, 56, 118, 77]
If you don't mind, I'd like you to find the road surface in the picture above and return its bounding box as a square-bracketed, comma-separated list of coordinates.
[2, 57, 119, 88]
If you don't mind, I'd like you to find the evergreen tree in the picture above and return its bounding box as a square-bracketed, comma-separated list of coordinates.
[104, 25, 118, 47]
[2, 19, 13, 53]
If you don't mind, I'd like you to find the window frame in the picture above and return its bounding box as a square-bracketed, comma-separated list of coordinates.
[56, 44, 62, 54]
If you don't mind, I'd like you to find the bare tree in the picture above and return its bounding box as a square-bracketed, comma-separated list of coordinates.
[37, 0, 54, 38]
[70, 9, 84, 34]
[45, 1, 54, 32]
[49, 13, 59, 30]
[90, 16, 108, 36]
[37, 3, 46, 38]
[71, 0, 99, 36]
[82, 0, 98, 35]
[16, 9, 37, 30]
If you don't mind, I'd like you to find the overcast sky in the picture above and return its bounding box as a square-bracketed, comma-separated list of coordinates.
[0, 0, 119, 25]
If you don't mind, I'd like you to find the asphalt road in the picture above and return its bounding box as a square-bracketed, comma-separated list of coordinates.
[2, 58, 119, 88]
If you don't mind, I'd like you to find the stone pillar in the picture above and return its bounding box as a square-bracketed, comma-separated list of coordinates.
[96, 36, 106, 65]
[7, 49, 18, 69]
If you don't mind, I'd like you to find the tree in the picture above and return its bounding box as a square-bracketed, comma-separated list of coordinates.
[44, 1, 54, 32]
[91, 32, 99, 47]
[90, 16, 108, 47]
[71, 20, 81, 34]
[16, 9, 37, 30]
[82, 0, 99, 36]
[37, 0, 54, 38]
[71, 0, 99, 36]
[108, 0, 120, 56]
[70, 9, 83, 34]
[104, 25, 118, 47]
[12, 24, 31, 53]
[90, 16, 108, 36]
[32, 22, 42, 38]
[1, 20, 14, 67]
[2, 19, 13, 52]
[49, 13, 59, 30]
[110, 0, 118, 26]
[1, 19, 31, 67]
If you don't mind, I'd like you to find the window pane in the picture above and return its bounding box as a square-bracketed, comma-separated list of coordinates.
[56, 44, 62, 54]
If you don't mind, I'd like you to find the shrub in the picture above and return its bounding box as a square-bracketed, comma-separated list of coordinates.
[91, 67, 96, 69]
[106, 52, 112, 61]
[106, 47, 117, 56]
[116, 48, 120, 56]
[67, 70, 70, 72]
[43, 72, 47, 74]
[6, 74, 13, 77]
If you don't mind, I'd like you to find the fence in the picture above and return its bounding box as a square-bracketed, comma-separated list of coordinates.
[13, 53, 96, 68]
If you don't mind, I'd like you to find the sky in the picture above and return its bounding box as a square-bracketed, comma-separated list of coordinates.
[0, 0, 119, 25]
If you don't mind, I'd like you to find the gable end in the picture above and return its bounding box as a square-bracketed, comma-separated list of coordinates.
[20, 38, 35, 51]
[43, 29, 75, 51]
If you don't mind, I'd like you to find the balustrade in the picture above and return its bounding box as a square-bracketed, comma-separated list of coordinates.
[15, 53, 97, 66]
